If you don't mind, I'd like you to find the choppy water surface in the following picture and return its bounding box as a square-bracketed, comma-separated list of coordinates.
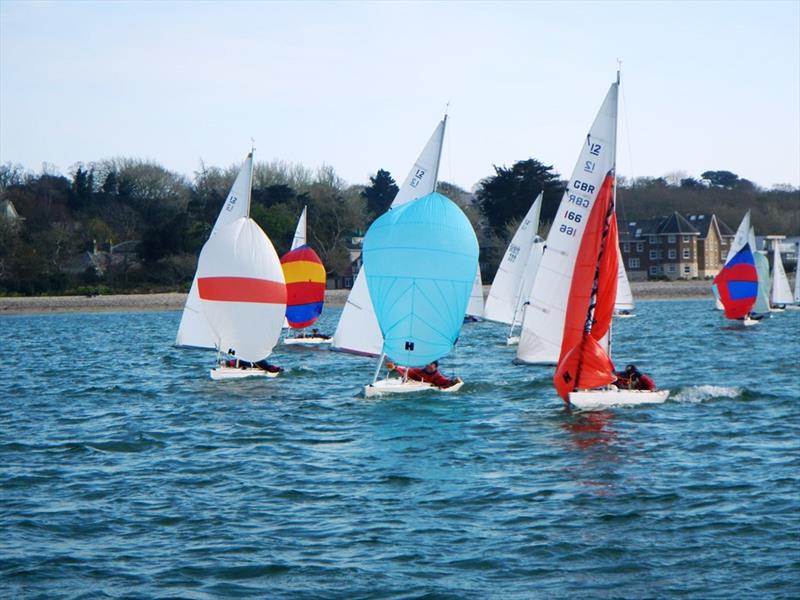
[1, 300, 799, 599]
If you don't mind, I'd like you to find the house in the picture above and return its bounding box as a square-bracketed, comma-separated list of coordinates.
[686, 214, 735, 278]
[620, 212, 733, 280]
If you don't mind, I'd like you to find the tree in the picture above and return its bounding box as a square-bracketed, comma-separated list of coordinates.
[476, 159, 564, 237]
[361, 169, 398, 222]
[701, 170, 740, 188]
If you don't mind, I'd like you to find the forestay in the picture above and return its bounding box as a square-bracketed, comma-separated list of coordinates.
[176, 152, 254, 348]
[196, 218, 286, 362]
[332, 117, 447, 356]
[484, 193, 544, 325]
[517, 82, 619, 365]
[362, 192, 479, 367]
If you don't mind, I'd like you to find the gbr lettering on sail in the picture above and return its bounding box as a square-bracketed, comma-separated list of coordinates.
[558, 141, 608, 238]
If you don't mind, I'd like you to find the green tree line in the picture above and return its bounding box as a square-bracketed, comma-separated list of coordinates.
[0, 158, 796, 295]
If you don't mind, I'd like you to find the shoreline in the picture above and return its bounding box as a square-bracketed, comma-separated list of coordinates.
[0, 282, 716, 316]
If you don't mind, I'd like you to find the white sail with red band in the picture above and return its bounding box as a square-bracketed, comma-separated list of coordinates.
[176, 152, 254, 348]
[517, 80, 619, 365]
[196, 217, 287, 362]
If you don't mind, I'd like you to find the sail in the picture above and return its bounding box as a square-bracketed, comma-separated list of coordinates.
[753, 251, 771, 314]
[196, 217, 286, 361]
[713, 244, 758, 319]
[281, 245, 326, 328]
[290, 205, 307, 250]
[466, 267, 485, 318]
[484, 193, 543, 325]
[771, 243, 793, 306]
[517, 81, 619, 365]
[614, 244, 634, 312]
[176, 152, 254, 348]
[362, 192, 479, 367]
[332, 117, 447, 356]
[711, 284, 724, 310]
[553, 176, 619, 400]
[795, 242, 800, 303]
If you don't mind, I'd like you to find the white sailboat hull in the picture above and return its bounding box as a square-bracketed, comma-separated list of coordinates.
[283, 336, 331, 346]
[210, 366, 280, 380]
[364, 378, 464, 398]
[569, 388, 669, 409]
[506, 335, 520, 346]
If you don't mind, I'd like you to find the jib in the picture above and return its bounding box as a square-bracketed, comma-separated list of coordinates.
[573, 180, 595, 193]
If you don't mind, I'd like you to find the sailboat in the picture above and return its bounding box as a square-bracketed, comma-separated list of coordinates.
[280, 206, 328, 345]
[484, 192, 545, 344]
[791, 241, 800, 310]
[516, 78, 620, 367]
[176, 152, 254, 348]
[464, 268, 485, 322]
[544, 74, 668, 409]
[713, 211, 759, 326]
[613, 245, 635, 318]
[362, 192, 479, 397]
[769, 242, 793, 311]
[331, 117, 447, 357]
[750, 228, 771, 319]
[196, 217, 287, 380]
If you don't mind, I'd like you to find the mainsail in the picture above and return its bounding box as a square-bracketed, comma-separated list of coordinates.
[331, 117, 447, 356]
[196, 217, 286, 361]
[614, 244, 635, 313]
[770, 243, 793, 307]
[176, 152, 254, 348]
[750, 228, 771, 315]
[484, 193, 544, 326]
[362, 192, 479, 366]
[466, 267, 485, 319]
[517, 81, 619, 365]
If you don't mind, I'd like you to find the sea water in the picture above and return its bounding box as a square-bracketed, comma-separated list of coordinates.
[1, 300, 798, 599]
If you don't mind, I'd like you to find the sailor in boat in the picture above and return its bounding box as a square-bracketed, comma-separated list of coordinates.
[301, 328, 330, 340]
[384, 360, 462, 389]
[613, 364, 656, 391]
[222, 350, 283, 373]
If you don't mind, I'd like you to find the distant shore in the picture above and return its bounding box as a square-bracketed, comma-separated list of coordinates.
[0, 281, 719, 315]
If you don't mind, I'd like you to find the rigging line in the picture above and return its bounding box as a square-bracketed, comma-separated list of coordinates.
[619, 76, 634, 223]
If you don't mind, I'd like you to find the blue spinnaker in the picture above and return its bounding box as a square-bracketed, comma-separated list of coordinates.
[362, 192, 479, 367]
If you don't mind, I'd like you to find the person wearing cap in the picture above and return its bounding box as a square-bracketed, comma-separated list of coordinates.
[614, 364, 656, 391]
[384, 360, 461, 389]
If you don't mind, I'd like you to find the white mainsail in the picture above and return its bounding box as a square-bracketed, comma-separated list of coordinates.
[771, 243, 793, 306]
[795, 242, 800, 303]
[466, 267, 485, 318]
[517, 80, 619, 365]
[196, 217, 286, 361]
[750, 227, 771, 315]
[176, 152, 254, 348]
[290, 205, 307, 251]
[614, 244, 635, 313]
[484, 193, 544, 325]
[331, 117, 447, 356]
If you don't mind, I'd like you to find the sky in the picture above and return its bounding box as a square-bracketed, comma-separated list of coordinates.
[1, 1, 799, 191]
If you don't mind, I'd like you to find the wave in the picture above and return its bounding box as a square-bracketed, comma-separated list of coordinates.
[672, 385, 743, 403]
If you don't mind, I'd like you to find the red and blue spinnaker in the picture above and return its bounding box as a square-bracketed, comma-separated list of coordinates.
[713, 244, 758, 320]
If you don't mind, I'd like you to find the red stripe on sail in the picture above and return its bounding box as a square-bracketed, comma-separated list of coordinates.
[198, 277, 287, 304]
[554, 173, 618, 401]
[286, 281, 326, 305]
